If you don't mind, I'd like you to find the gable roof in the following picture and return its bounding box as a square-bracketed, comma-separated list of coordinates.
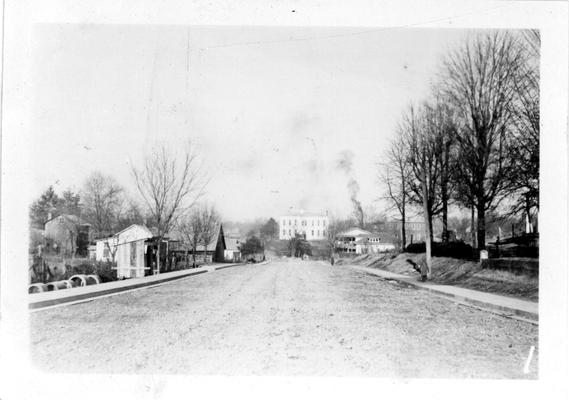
[45, 214, 91, 226]
[225, 237, 240, 251]
[170, 224, 226, 252]
[115, 224, 153, 245]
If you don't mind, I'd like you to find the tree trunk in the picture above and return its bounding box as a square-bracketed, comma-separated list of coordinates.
[476, 201, 486, 251]
[421, 173, 432, 274]
[401, 186, 407, 250]
[441, 143, 449, 243]
[401, 213, 406, 250]
[471, 206, 476, 249]
[441, 187, 448, 243]
[525, 197, 533, 234]
[156, 243, 161, 274]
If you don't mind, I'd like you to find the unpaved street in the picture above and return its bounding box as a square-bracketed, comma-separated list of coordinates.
[30, 259, 538, 378]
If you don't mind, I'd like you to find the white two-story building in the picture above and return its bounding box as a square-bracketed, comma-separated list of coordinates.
[279, 211, 329, 241]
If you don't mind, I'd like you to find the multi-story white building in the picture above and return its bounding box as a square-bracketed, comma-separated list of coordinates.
[279, 212, 329, 241]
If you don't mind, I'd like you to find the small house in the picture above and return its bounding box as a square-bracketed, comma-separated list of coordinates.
[44, 214, 91, 258]
[194, 225, 226, 263]
[224, 237, 241, 263]
[169, 224, 228, 265]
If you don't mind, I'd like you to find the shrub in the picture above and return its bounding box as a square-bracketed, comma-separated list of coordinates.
[64, 260, 117, 282]
[405, 241, 476, 260]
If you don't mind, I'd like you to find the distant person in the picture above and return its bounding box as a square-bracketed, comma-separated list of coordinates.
[330, 253, 335, 266]
[406, 259, 429, 282]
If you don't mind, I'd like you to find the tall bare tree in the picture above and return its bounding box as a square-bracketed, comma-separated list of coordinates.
[399, 104, 443, 272]
[81, 172, 124, 239]
[425, 94, 457, 243]
[401, 104, 443, 247]
[131, 143, 205, 274]
[379, 132, 410, 249]
[442, 31, 524, 250]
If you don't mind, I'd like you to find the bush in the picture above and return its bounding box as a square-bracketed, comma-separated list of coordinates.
[64, 261, 117, 282]
[405, 241, 476, 260]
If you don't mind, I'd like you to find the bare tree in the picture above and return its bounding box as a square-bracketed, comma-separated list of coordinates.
[81, 172, 124, 239]
[104, 237, 119, 263]
[399, 104, 442, 272]
[131, 143, 205, 274]
[507, 30, 539, 229]
[401, 104, 443, 248]
[442, 31, 524, 250]
[379, 132, 410, 249]
[179, 209, 203, 267]
[426, 93, 457, 243]
[199, 204, 220, 263]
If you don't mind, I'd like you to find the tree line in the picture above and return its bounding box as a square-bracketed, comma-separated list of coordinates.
[380, 31, 539, 265]
[30, 142, 225, 272]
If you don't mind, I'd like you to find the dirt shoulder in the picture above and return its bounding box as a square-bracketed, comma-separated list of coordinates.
[337, 253, 538, 302]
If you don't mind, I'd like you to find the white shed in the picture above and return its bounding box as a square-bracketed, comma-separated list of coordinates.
[114, 225, 153, 278]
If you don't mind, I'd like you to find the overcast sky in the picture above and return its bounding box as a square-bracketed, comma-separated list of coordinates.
[30, 25, 467, 221]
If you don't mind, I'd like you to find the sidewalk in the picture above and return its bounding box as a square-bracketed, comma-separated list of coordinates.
[29, 262, 260, 311]
[346, 264, 538, 324]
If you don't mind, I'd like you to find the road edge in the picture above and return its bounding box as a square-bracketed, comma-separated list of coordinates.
[29, 261, 268, 311]
[344, 264, 538, 325]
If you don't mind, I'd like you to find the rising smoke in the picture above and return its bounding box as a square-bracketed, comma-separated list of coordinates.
[336, 150, 364, 227]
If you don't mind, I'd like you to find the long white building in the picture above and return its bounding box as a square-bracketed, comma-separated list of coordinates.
[279, 212, 329, 241]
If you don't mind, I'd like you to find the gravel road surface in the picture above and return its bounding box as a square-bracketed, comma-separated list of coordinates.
[30, 258, 538, 378]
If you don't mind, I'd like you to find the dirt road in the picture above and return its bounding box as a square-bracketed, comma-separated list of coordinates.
[30, 258, 538, 378]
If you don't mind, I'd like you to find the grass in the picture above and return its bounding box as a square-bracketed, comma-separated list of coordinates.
[339, 252, 539, 301]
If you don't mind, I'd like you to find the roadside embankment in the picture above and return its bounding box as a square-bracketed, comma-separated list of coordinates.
[336, 252, 538, 301]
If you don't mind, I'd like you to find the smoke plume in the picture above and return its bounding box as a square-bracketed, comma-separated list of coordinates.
[336, 150, 364, 227]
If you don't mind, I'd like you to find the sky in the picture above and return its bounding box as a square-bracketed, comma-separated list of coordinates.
[30, 24, 468, 221]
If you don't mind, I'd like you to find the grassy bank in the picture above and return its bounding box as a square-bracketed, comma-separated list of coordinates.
[337, 252, 538, 301]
